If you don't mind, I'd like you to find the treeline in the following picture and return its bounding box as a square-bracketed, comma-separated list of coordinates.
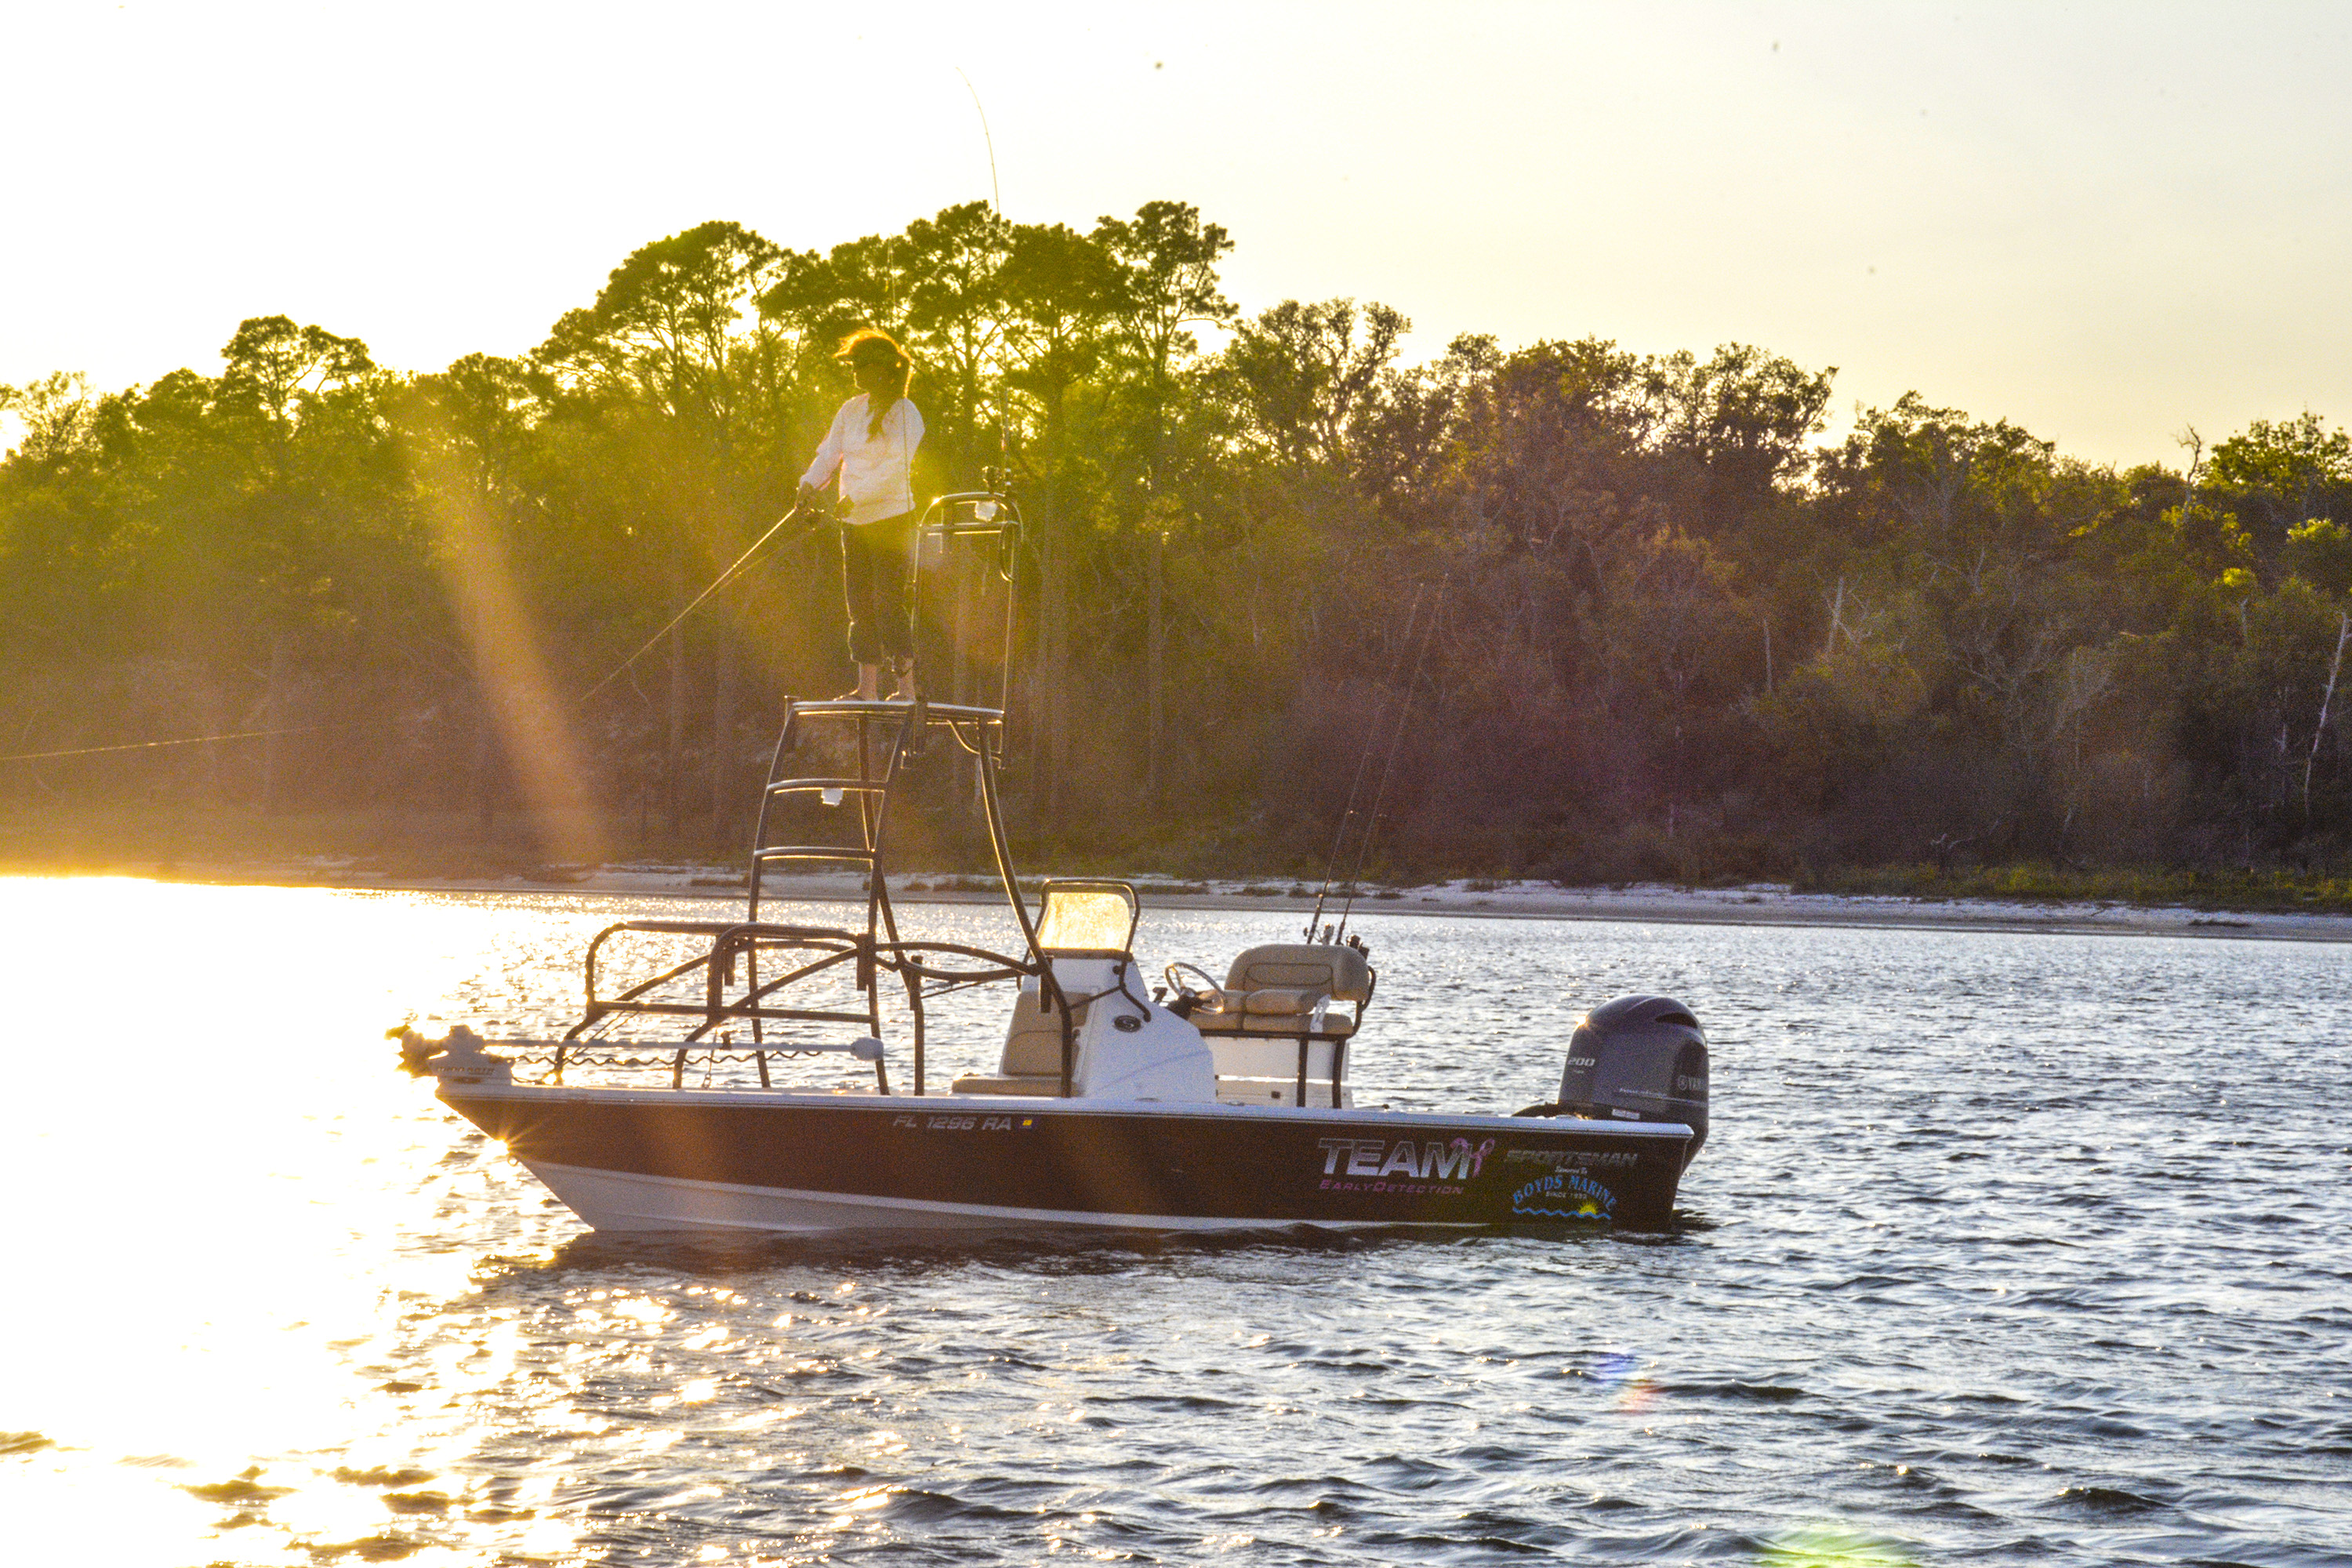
[5, 198, 2352, 883]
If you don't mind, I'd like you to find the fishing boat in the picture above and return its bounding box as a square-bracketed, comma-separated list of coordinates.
[397, 485, 1710, 1235]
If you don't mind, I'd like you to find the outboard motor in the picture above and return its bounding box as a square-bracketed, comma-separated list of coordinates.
[1539, 995, 1708, 1167]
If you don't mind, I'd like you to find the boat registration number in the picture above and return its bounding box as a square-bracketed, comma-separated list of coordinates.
[892, 1113, 1030, 1131]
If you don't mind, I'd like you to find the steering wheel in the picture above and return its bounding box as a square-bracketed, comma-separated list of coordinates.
[1163, 961, 1224, 1007]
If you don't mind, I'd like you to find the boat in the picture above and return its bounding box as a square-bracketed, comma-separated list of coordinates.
[397, 481, 1711, 1235]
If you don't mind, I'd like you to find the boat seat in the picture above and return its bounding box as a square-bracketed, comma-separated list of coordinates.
[950, 978, 1089, 1096]
[1189, 942, 1373, 1036]
[1191, 989, 1359, 1036]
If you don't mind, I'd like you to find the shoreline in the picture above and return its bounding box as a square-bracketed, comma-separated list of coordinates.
[28, 860, 2352, 943]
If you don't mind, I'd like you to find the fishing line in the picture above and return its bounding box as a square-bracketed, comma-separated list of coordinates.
[1335, 580, 1445, 942]
[0, 505, 827, 767]
[1305, 583, 1425, 940]
[0, 725, 341, 765]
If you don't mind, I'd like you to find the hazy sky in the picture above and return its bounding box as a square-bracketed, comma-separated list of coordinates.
[6, 0, 2349, 467]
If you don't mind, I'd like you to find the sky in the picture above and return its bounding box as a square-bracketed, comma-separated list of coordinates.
[5, 0, 2350, 469]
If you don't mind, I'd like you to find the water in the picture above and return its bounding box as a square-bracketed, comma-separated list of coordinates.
[2, 878, 2346, 1566]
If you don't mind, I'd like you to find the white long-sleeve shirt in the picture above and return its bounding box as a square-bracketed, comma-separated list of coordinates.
[801, 395, 924, 524]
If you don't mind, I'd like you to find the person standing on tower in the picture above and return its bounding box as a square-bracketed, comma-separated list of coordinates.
[798, 328, 925, 701]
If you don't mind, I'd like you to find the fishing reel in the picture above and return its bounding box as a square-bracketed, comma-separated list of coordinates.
[791, 484, 853, 524]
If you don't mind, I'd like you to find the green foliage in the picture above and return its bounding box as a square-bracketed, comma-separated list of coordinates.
[7, 201, 2352, 887]
[2205, 411, 2352, 562]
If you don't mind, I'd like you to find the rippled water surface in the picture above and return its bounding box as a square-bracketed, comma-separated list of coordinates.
[3, 877, 2347, 1566]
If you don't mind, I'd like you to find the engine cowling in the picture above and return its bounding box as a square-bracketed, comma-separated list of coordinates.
[1554, 995, 1708, 1167]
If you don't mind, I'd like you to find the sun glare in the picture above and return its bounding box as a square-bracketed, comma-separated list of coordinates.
[0, 877, 581, 1562]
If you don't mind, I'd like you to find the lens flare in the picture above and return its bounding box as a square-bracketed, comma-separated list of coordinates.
[403, 409, 608, 866]
[1589, 1348, 1657, 1411]
[1756, 1523, 1918, 1566]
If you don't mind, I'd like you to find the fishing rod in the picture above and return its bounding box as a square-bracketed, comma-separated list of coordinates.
[1304, 583, 1426, 941]
[1334, 580, 1445, 944]
[955, 67, 1001, 213]
[575, 501, 831, 704]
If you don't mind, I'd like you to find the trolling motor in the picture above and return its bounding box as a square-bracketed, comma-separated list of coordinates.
[1515, 996, 1708, 1169]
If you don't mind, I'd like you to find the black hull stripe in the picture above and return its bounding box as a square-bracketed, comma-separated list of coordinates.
[445, 1090, 1688, 1231]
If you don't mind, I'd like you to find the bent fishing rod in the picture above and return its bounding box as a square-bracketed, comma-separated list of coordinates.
[575, 499, 837, 704]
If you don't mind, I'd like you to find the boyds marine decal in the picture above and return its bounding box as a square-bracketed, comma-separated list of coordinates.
[1316, 1136, 1494, 1194]
[1510, 1168, 1616, 1219]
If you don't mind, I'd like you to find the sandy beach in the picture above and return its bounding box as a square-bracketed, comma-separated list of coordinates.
[234, 861, 2352, 942]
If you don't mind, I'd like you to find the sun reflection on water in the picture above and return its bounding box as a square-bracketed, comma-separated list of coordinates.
[3, 877, 2344, 1564]
[0, 877, 582, 1563]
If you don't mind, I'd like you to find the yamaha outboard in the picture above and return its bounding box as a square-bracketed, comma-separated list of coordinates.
[1519, 995, 1708, 1167]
